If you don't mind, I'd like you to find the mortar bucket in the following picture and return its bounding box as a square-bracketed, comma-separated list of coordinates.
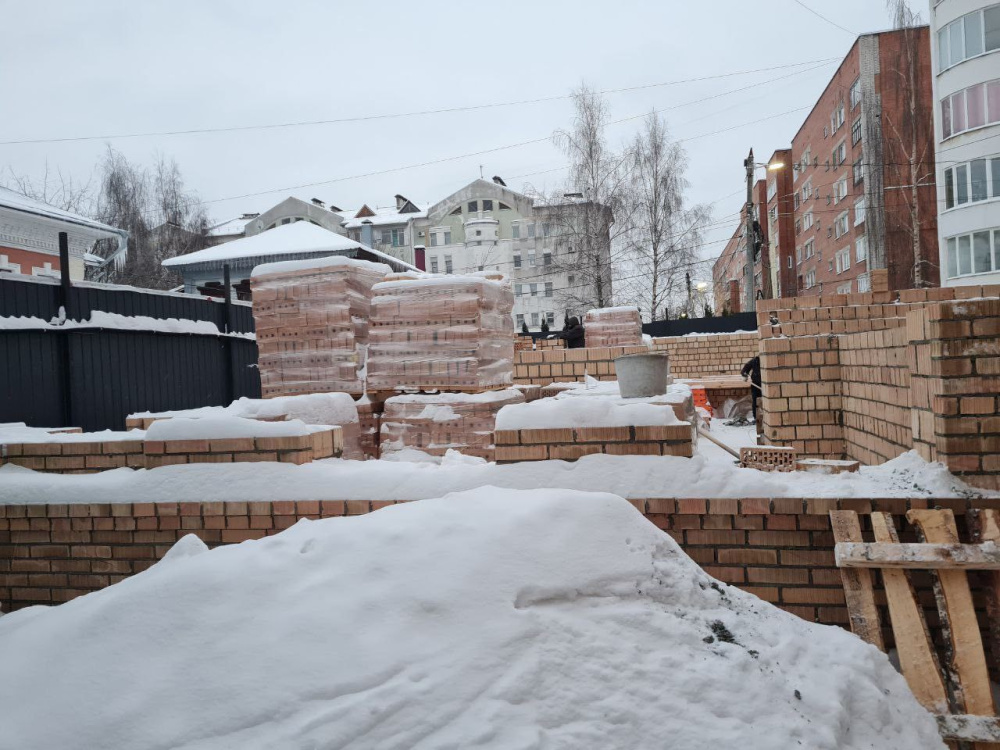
[614, 353, 671, 398]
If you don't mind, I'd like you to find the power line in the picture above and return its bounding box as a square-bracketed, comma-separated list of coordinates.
[0, 59, 840, 147]
[791, 0, 857, 36]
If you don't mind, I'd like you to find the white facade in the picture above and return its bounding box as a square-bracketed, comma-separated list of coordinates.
[930, 0, 1000, 286]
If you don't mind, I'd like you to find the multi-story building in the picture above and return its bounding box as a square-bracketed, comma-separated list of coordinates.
[791, 27, 939, 295]
[341, 196, 427, 267]
[929, 0, 1000, 286]
[764, 149, 797, 298]
[712, 179, 766, 313]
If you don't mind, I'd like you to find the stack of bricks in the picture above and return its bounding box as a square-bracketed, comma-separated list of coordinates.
[839, 327, 912, 465]
[759, 335, 843, 458]
[514, 335, 534, 352]
[513, 345, 648, 387]
[144, 428, 343, 468]
[379, 389, 524, 461]
[355, 397, 382, 460]
[0, 428, 344, 473]
[908, 298, 1000, 490]
[367, 274, 515, 392]
[583, 306, 643, 347]
[0, 439, 144, 474]
[495, 423, 693, 463]
[651, 333, 759, 378]
[535, 337, 566, 350]
[250, 257, 388, 397]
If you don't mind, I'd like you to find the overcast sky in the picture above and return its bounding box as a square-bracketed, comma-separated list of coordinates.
[1, 0, 905, 283]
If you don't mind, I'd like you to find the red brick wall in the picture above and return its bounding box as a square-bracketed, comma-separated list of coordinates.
[3, 496, 994, 628]
[0, 245, 60, 275]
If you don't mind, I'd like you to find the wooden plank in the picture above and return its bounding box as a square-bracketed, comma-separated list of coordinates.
[829, 511, 885, 650]
[908, 509, 996, 720]
[969, 509, 1000, 682]
[937, 715, 1000, 742]
[835, 542, 1000, 570]
[869, 512, 949, 714]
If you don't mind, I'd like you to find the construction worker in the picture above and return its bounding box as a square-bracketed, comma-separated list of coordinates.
[741, 355, 762, 420]
[560, 316, 586, 349]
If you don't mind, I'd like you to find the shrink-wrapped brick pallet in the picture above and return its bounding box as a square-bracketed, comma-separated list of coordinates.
[379, 388, 525, 461]
[583, 306, 643, 348]
[367, 273, 515, 392]
[250, 256, 390, 398]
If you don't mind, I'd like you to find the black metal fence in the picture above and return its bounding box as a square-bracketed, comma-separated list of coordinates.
[642, 312, 758, 338]
[0, 276, 259, 432]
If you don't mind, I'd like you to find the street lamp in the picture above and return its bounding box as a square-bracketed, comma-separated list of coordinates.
[742, 150, 785, 313]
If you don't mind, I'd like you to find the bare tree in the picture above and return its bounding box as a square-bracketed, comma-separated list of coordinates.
[619, 111, 711, 321]
[90, 148, 208, 288]
[880, 0, 935, 287]
[551, 85, 633, 314]
[2, 162, 94, 214]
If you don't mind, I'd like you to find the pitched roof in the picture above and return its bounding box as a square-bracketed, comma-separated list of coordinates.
[340, 204, 428, 229]
[0, 186, 121, 238]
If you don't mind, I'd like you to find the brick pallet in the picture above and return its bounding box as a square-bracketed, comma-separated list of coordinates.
[250, 256, 389, 398]
[367, 274, 515, 392]
[583, 306, 642, 348]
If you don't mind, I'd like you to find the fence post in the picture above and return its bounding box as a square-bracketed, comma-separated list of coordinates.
[58, 231, 73, 427]
[222, 263, 235, 404]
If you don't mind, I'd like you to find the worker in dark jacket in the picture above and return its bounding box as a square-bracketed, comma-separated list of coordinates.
[560, 317, 586, 349]
[741, 355, 762, 419]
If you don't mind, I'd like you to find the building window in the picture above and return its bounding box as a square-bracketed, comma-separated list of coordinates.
[482, 199, 493, 211]
[805, 269, 816, 288]
[802, 179, 812, 200]
[444, 230, 452, 245]
[545, 311, 555, 326]
[804, 239, 815, 259]
[430, 233, 439, 248]
[430, 257, 439, 274]
[944, 155, 1000, 208]
[568, 274, 575, 285]
[837, 281, 852, 294]
[851, 117, 862, 146]
[512, 223, 520, 239]
[835, 247, 851, 274]
[544, 281, 553, 297]
[795, 219, 803, 236]
[515, 284, 523, 297]
[391, 228, 406, 247]
[531, 312, 539, 326]
[850, 77, 862, 109]
[381, 230, 392, 245]
[853, 158, 864, 185]
[542, 222, 551, 237]
[941, 78, 1000, 139]
[499, 202, 511, 211]
[527, 223, 536, 239]
[938, 5, 1000, 73]
[854, 197, 866, 226]
[831, 102, 845, 133]
[856, 235, 868, 263]
[857, 273, 871, 292]
[833, 177, 848, 204]
[513, 253, 522, 268]
[803, 211, 814, 230]
[767, 179, 777, 200]
[468, 201, 478, 212]
[528, 250, 536, 266]
[832, 141, 847, 167]
[530, 283, 538, 297]
[769, 205, 777, 222]
[945, 227, 1000, 278]
[787, 255, 793, 269]
[450, 206, 462, 216]
[444, 255, 453, 274]
[516, 314, 525, 329]
[834, 212, 850, 239]
[543, 251, 552, 266]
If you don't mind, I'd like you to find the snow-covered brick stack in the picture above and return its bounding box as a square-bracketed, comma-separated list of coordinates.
[250, 256, 390, 397]
[367, 274, 515, 392]
[583, 306, 643, 347]
[379, 388, 524, 461]
[0, 425, 145, 473]
[355, 395, 381, 460]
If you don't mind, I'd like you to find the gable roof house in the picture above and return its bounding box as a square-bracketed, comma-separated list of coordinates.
[162, 220, 417, 299]
[0, 186, 127, 281]
[340, 195, 428, 267]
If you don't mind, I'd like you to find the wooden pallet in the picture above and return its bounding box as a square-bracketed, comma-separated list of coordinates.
[831, 508, 1000, 746]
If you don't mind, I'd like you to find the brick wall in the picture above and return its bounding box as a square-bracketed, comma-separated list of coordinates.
[4, 496, 995, 630]
[495, 424, 693, 463]
[649, 332, 759, 379]
[840, 326, 912, 465]
[513, 346, 647, 387]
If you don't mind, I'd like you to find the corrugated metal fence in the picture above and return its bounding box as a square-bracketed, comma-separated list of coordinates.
[0, 276, 259, 431]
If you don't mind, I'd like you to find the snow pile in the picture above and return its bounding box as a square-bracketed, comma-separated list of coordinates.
[0, 424, 144, 444]
[131, 393, 360, 427]
[497, 396, 683, 429]
[0, 311, 253, 339]
[145, 416, 326, 441]
[0, 488, 942, 749]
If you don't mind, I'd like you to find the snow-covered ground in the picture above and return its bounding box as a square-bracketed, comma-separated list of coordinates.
[0, 488, 944, 749]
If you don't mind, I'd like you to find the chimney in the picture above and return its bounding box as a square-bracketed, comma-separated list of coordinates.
[394, 194, 408, 211]
[360, 219, 375, 248]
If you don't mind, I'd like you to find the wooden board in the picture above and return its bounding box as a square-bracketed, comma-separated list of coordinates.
[969, 509, 1000, 682]
[908, 509, 996, 720]
[869, 512, 950, 714]
[829, 511, 885, 650]
[937, 715, 1000, 743]
[835, 542, 1000, 570]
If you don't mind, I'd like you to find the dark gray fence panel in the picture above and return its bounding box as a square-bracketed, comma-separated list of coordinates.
[642, 312, 758, 338]
[0, 331, 64, 428]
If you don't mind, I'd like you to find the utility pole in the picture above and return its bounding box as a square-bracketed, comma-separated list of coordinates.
[743, 148, 756, 313]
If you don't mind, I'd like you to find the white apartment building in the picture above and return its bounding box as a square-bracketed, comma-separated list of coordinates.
[930, 0, 1000, 285]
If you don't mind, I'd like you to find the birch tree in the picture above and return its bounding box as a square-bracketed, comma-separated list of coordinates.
[621, 111, 711, 321]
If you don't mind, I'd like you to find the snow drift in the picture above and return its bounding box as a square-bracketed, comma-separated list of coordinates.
[0, 488, 942, 750]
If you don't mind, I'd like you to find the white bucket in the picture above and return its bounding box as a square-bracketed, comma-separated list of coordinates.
[614, 353, 671, 398]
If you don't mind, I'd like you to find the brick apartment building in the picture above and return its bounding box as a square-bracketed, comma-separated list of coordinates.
[714, 27, 939, 301]
[712, 179, 766, 314]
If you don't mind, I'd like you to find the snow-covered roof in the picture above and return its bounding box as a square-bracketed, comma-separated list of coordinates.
[163, 220, 419, 273]
[206, 215, 255, 238]
[0, 186, 121, 237]
[340, 205, 428, 229]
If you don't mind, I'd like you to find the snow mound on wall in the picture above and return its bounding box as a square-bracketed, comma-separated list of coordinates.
[145, 416, 326, 441]
[0, 488, 942, 750]
[131, 392, 360, 427]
